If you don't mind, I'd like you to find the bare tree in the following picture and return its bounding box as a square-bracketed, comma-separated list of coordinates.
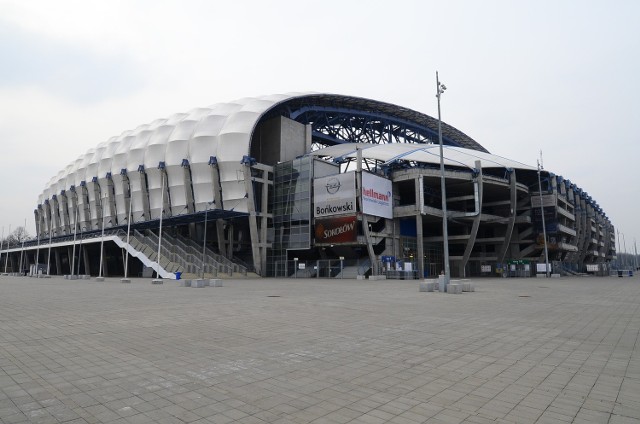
[3, 226, 30, 247]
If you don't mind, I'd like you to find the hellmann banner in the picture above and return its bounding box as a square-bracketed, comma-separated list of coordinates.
[315, 215, 358, 244]
[361, 172, 393, 219]
[313, 172, 356, 217]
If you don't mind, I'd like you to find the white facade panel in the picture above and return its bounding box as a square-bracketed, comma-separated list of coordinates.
[191, 162, 214, 212]
[166, 165, 189, 215]
[127, 172, 147, 223]
[146, 168, 166, 220]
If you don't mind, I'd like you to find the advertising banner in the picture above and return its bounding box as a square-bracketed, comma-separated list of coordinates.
[361, 172, 393, 219]
[531, 194, 556, 208]
[314, 215, 358, 244]
[313, 173, 356, 217]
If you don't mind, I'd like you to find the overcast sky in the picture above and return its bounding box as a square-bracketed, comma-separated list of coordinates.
[1, 0, 639, 253]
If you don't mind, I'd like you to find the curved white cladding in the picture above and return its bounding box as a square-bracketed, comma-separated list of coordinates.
[166, 113, 198, 215]
[126, 126, 154, 223]
[87, 142, 107, 228]
[111, 132, 136, 224]
[38, 92, 314, 236]
[96, 136, 120, 227]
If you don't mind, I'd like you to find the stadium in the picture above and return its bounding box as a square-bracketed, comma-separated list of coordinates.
[0, 93, 616, 279]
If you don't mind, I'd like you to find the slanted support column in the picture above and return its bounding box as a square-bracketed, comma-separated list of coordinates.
[357, 148, 378, 276]
[242, 157, 263, 276]
[241, 157, 272, 276]
[59, 191, 71, 235]
[34, 207, 43, 239]
[498, 169, 518, 263]
[104, 173, 117, 226]
[260, 167, 270, 270]
[78, 182, 92, 230]
[136, 166, 152, 223]
[460, 161, 483, 277]
[50, 195, 62, 235]
[209, 157, 224, 211]
[44, 200, 53, 238]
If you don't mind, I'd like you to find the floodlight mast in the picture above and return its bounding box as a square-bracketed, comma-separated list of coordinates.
[436, 71, 450, 290]
[537, 152, 550, 277]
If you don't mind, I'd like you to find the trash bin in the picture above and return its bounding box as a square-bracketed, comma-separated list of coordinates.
[175, 272, 182, 280]
[618, 270, 623, 277]
[629, 270, 633, 277]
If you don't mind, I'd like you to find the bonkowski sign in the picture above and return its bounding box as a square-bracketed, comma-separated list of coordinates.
[362, 172, 393, 219]
[313, 173, 356, 218]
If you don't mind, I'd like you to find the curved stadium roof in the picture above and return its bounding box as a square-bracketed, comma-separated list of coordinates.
[38, 93, 489, 217]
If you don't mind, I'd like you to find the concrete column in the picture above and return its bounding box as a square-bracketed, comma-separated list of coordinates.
[416, 214, 424, 279]
[83, 246, 91, 276]
[415, 176, 424, 279]
[67, 246, 74, 275]
[10, 254, 18, 273]
[243, 164, 262, 275]
[227, 223, 234, 259]
[260, 173, 270, 270]
[101, 246, 109, 277]
[498, 169, 517, 263]
[460, 161, 483, 277]
[54, 248, 62, 275]
[216, 219, 227, 259]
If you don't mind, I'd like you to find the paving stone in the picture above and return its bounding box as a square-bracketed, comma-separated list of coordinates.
[0, 275, 639, 423]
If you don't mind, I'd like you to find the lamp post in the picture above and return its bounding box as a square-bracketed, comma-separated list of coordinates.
[71, 202, 79, 278]
[3, 224, 10, 274]
[537, 155, 550, 277]
[35, 226, 41, 276]
[77, 226, 86, 276]
[153, 166, 166, 282]
[436, 71, 450, 291]
[201, 201, 214, 279]
[622, 232, 628, 270]
[19, 218, 26, 276]
[97, 193, 107, 281]
[121, 186, 133, 283]
[0, 226, 4, 274]
[47, 229, 53, 276]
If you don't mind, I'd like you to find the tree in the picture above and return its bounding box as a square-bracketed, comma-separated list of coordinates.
[2, 226, 31, 247]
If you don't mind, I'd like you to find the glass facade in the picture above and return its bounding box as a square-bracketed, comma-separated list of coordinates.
[267, 157, 313, 276]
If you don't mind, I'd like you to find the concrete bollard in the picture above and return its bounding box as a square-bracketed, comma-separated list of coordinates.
[438, 275, 448, 291]
[179, 279, 192, 287]
[192, 279, 206, 288]
[151, 279, 163, 284]
[210, 279, 223, 287]
[419, 279, 437, 292]
[462, 282, 475, 292]
[448, 283, 462, 294]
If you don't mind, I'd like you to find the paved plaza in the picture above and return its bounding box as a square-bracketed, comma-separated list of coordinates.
[0, 275, 639, 424]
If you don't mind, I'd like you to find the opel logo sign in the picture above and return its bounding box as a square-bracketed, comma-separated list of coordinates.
[325, 177, 341, 195]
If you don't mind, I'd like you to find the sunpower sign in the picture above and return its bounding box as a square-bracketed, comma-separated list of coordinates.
[362, 172, 393, 219]
[313, 173, 356, 217]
